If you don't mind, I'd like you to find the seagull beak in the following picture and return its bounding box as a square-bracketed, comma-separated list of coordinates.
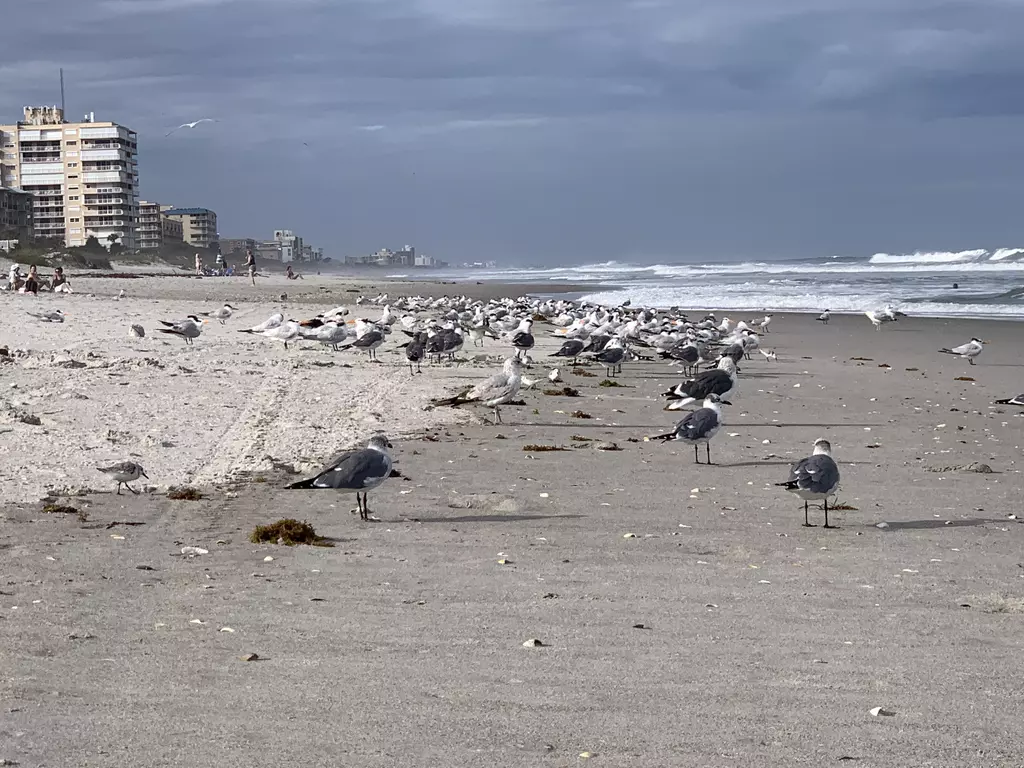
[720, 400, 733, 406]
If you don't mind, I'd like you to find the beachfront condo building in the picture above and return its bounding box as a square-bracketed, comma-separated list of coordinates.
[162, 206, 218, 250]
[0, 106, 139, 249]
[137, 200, 184, 250]
[0, 185, 34, 243]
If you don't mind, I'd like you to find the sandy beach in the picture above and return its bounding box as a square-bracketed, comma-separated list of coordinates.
[3, 275, 1024, 766]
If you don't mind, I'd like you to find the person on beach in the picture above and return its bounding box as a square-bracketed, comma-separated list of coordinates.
[195, 253, 203, 275]
[215, 252, 225, 275]
[245, 249, 257, 286]
[8, 263, 23, 291]
[285, 264, 303, 280]
[51, 267, 71, 293]
[23, 264, 40, 295]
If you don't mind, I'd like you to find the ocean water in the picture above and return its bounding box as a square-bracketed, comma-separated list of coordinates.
[416, 248, 1024, 320]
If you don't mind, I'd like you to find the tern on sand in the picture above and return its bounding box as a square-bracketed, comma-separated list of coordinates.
[776, 438, 841, 528]
[939, 337, 985, 365]
[432, 357, 524, 424]
[650, 394, 730, 464]
[286, 435, 393, 521]
[97, 461, 149, 495]
[200, 304, 235, 324]
[156, 315, 204, 345]
[995, 394, 1024, 406]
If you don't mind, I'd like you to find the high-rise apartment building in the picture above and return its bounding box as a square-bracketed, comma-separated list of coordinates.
[0, 186, 34, 241]
[137, 200, 183, 250]
[162, 206, 218, 249]
[273, 229, 302, 262]
[0, 106, 138, 249]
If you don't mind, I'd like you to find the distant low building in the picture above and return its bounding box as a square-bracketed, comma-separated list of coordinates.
[256, 239, 282, 261]
[220, 237, 257, 258]
[162, 206, 218, 249]
[0, 185, 33, 242]
[343, 244, 441, 267]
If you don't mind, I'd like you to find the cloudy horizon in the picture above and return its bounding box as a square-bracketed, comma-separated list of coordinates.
[3, 0, 1023, 264]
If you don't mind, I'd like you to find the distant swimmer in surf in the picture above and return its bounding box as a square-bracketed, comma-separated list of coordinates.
[952, 283, 959, 289]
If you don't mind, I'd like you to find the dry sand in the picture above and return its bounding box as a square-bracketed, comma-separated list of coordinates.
[3, 279, 1024, 767]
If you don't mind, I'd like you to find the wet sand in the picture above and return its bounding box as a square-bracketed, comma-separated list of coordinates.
[2, 295, 1024, 766]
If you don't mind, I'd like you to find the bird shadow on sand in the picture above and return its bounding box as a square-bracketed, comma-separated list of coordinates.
[401, 513, 585, 524]
[728, 422, 887, 428]
[869, 518, 1011, 531]
[722, 460, 876, 468]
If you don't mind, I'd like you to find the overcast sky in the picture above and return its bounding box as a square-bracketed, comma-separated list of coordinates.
[3, 0, 1023, 263]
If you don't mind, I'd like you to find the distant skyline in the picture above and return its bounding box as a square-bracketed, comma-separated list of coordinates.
[3, 0, 1023, 264]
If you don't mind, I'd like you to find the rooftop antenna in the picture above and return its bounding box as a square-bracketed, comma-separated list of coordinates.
[59, 68, 66, 120]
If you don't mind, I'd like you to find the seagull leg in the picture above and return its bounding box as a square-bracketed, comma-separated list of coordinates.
[823, 498, 836, 529]
[706, 443, 712, 465]
[116, 482, 123, 496]
[693, 444, 700, 464]
[493, 405, 503, 425]
[127, 483, 140, 495]
[802, 500, 816, 527]
[361, 493, 371, 521]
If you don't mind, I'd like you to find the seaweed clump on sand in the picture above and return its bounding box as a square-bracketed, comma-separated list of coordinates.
[167, 486, 204, 501]
[571, 410, 593, 419]
[571, 369, 597, 378]
[522, 444, 568, 452]
[598, 379, 625, 387]
[543, 386, 580, 397]
[250, 518, 334, 547]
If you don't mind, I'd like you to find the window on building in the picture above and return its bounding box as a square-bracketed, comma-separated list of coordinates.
[69, 217, 80, 223]
[66, 140, 78, 145]
[68, 175, 78, 179]
[68, 162, 78, 168]
[68, 196, 79, 201]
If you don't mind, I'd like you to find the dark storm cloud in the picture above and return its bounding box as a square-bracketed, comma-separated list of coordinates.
[3, 0, 1024, 261]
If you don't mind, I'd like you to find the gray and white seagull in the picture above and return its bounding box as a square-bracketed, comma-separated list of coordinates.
[650, 393, 730, 464]
[432, 356, 524, 424]
[776, 438, 841, 528]
[165, 118, 218, 137]
[285, 434, 394, 521]
[938, 337, 985, 365]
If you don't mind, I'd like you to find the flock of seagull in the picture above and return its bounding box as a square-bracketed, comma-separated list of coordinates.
[86, 293, 1017, 527]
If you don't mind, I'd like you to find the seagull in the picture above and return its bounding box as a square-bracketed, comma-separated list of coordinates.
[285, 435, 394, 522]
[817, 310, 831, 325]
[995, 394, 1024, 406]
[592, 339, 627, 377]
[776, 438, 841, 528]
[27, 309, 65, 323]
[432, 356, 524, 424]
[239, 312, 284, 334]
[199, 303, 235, 324]
[156, 315, 204, 345]
[509, 318, 535, 359]
[649, 394, 729, 464]
[938, 337, 985, 365]
[343, 328, 385, 361]
[758, 314, 773, 333]
[405, 331, 426, 374]
[96, 461, 148, 495]
[548, 368, 561, 383]
[663, 358, 738, 411]
[257, 320, 300, 349]
[758, 348, 777, 362]
[550, 337, 586, 365]
[165, 118, 218, 137]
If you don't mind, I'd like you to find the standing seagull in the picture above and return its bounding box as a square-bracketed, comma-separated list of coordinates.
[776, 438, 841, 528]
[156, 315, 204, 345]
[938, 337, 985, 365]
[649, 394, 729, 464]
[405, 331, 426, 374]
[817, 309, 831, 325]
[96, 461, 149, 495]
[285, 435, 393, 521]
[550, 337, 586, 365]
[431, 357, 524, 424]
[199, 303, 236, 324]
[165, 118, 218, 137]
[663, 357, 738, 410]
[510, 318, 535, 360]
[343, 327, 385, 361]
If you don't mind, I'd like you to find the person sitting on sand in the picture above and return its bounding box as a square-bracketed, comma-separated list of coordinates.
[51, 267, 72, 294]
[285, 264, 303, 280]
[23, 264, 40, 295]
[8, 263, 23, 291]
